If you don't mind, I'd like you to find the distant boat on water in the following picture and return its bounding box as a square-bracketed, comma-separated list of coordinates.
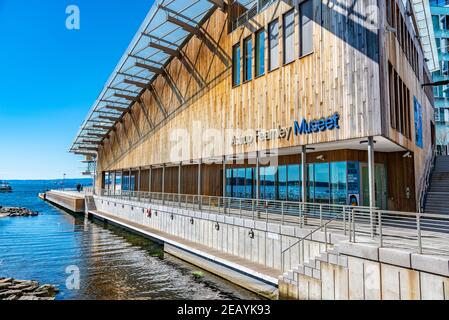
[0, 181, 12, 192]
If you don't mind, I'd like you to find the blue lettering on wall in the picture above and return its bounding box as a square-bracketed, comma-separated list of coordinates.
[294, 113, 340, 136]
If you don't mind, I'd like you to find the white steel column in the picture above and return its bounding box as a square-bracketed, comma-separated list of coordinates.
[256, 151, 260, 200]
[198, 159, 202, 196]
[301, 146, 307, 203]
[162, 164, 166, 194]
[149, 166, 152, 193]
[178, 163, 182, 195]
[368, 137, 376, 237]
[222, 156, 226, 197]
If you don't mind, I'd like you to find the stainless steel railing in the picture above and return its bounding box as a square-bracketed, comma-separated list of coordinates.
[98, 189, 449, 272]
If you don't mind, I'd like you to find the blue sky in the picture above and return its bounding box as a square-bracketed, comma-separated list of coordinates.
[0, 0, 153, 179]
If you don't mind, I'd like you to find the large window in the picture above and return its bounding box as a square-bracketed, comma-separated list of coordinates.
[225, 162, 353, 205]
[232, 43, 241, 86]
[268, 19, 279, 71]
[283, 10, 295, 64]
[243, 36, 253, 81]
[330, 162, 347, 205]
[255, 29, 265, 77]
[299, 0, 313, 56]
[287, 164, 301, 201]
[225, 168, 253, 199]
[260, 166, 277, 200]
[388, 62, 411, 139]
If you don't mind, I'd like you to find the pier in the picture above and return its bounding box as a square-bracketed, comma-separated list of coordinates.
[42, 189, 449, 300]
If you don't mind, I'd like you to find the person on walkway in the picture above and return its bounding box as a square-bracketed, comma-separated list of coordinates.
[76, 184, 81, 193]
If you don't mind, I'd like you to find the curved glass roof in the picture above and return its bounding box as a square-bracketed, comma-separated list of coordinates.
[70, 0, 217, 155]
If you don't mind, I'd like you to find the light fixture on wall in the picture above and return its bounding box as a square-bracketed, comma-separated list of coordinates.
[403, 151, 412, 158]
[316, 155, 325, 161]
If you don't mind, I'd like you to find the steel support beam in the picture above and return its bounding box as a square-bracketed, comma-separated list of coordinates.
[104, 105, 128, 113]
[93, 125, 114, 130]
[166, 15, 200, 35]
[113, 93, 139, 101]
[149, 41, 180, 58]
[98, 115, 120, 122]
[134, 62, 164, 74]
[207, 0, 226, 10]
[124, 78, 150, 89]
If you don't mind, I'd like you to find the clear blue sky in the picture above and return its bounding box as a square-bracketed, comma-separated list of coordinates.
[0, 0, 153, 180]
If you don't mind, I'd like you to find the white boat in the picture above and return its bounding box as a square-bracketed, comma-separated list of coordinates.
[0, 181, 12, 192]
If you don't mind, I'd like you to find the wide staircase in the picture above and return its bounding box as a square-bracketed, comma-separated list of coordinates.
[424, 155, 449, 215]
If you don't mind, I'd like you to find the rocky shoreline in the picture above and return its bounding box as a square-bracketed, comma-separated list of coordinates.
[0, 206, 38, 218]
[0, 278, 59, 300]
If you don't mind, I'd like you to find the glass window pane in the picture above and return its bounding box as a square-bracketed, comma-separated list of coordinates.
[255, 29, 265, 77]
[268, 19, 279, 70]
[314, 163, 330, 203]
[287, 164, 300, 201]
[300, 0, 313, 56]
[307, 164, 314, 202]
[245, 168, 253, 198]
[226, 169, 232, 197]
[232, 44, 241, 85]
[244, 37, 252, 81]
[330, 162, 347, 205]
[283, 10, 295, 64]
[278, 165, 287, 200]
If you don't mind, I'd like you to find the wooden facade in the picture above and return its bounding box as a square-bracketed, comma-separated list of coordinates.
[95, 1, 435, 211]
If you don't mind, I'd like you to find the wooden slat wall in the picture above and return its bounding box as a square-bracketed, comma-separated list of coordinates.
[94, 1, 432, 212]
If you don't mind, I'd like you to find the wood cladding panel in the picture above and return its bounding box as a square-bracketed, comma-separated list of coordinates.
[97, 2, 384, 175]
[94, 1, 431, 212]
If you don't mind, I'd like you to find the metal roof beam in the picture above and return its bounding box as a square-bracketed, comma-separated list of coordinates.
[149, 41, 180, 58]
[103, 105, 129, 112]
[117, 72, 150, 82]
[100, 99, 130, 106]
[87, 132, 106, 138]
[92, 124, 115, 130]
[123, 78, 151, 89]
[113, 93, 139, 101]
[207, 0, 226, 11]
[108, 86, 139, 95]
[166, 15, 200, 36]
[128, 54, 163, 66]
[99, 115, 121, 122]
[134, 62, 164, 74]
[158, 5, 199, 25]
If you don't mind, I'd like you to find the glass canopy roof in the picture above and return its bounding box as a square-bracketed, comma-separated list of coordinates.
[70, 0, 217, 155]
[411, 0, 439, 72]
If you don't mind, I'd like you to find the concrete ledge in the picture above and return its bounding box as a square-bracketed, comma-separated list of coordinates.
[379, 248, 412, 268]
[337, 241, 379, 261]
[411, 254, 449, 277]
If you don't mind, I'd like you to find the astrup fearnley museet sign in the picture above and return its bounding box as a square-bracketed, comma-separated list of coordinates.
[231, 113, 340, 147]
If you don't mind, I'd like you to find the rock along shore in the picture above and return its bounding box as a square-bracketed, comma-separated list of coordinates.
[0, 278, 59, 300]
[0, 206, 38, 218]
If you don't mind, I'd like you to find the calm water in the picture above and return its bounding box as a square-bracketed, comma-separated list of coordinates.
[0, 181, 259, 300]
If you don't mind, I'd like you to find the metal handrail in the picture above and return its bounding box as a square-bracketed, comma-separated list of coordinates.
[419, 146, 436, 212]
[280, 208, 348, 272]
[97, 189, 449, 266]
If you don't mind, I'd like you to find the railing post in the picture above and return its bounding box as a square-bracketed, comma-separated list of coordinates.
[301, 240, 304, 264]
[324, 224, 328, 252]
[320, 204, 323, 231]
[343, 206, 347, 236]
[378, 210, 383, 247]
[239, 198, 242, 217]
[417, 213, 422, 254]
[352, 208, 356, 243]
[265, 201, 268, 223]
[281, 202, 284, 225]
[252, 199, 255, 220]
